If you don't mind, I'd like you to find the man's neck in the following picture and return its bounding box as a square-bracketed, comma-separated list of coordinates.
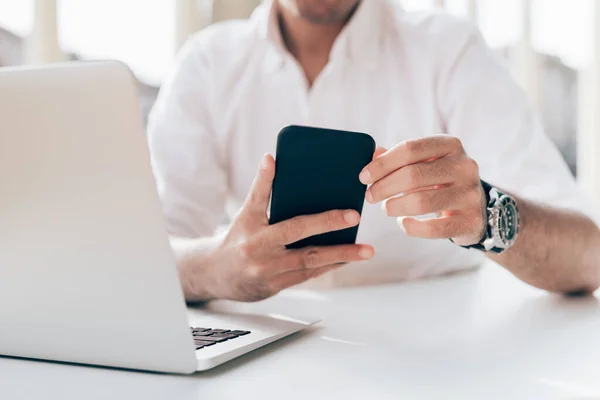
[276, 3, 353, 86]
[277, 10, 345, 60]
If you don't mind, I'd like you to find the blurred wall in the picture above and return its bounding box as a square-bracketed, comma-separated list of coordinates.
[213, 0, 262, 22]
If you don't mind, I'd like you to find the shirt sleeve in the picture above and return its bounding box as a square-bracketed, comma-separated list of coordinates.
[147, 36, 227, 238]
[436, 19, 599, 223]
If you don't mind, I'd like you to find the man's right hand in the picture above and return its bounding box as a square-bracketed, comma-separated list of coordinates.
[181, 154, 374, 302]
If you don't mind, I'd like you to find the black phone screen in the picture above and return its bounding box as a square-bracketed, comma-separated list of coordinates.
[269, 125, 376, 249]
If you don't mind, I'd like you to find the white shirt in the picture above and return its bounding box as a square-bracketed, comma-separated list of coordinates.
[148, 0, 594, 288]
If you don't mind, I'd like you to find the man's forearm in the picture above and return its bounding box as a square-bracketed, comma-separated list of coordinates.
[170, 233, 225, 303]
[489, 197, 600, 294]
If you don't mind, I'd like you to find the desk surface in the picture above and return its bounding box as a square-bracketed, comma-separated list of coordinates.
[2, 265, 600, 400]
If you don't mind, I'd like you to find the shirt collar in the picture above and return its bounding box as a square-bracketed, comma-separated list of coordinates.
[254, 0, 385, 73]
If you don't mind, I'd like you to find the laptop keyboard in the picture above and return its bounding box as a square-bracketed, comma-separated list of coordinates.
[191, 327, 251, 350]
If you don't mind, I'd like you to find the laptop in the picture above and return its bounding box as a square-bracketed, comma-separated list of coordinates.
[0, 61, 318, 374]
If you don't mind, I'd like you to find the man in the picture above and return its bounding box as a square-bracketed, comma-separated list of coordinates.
[148, 0, 600, 302]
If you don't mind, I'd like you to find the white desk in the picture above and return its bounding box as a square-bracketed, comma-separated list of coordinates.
[2, 265, 600, 400]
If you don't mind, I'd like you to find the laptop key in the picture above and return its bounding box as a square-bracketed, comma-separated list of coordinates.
[192, 331, 214, 337]
[208, 329, 230, 334]
[228, 330, 251, 336]
[194, 340, 216, 346]
[196, 336, 227, 343]
[210, 334, 238, 340]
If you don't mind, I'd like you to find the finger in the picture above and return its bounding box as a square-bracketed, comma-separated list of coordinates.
[266, 244, 374, 275]
[398, 213, 479, 239]
[373, 146, 388, 160]
[242, 154, 275, 217]
[381, 185, 479, 217]
[367, 157, 463, 203]
[268, 264, 344, 293]
[359, 135, 463, 185]
[265, 209, 361, 246]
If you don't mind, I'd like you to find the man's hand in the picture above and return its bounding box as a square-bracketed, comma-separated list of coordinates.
[359, 135, 486, 246]
[182, 154, 374, 302]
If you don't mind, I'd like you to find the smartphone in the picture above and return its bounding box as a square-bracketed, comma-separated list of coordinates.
[269, 125, 376, 249]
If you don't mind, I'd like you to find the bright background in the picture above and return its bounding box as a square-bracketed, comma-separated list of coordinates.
[1, 0, 599, 205]
[0, 0, 594, 84]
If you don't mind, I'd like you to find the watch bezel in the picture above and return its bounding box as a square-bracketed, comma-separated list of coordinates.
[498, 195, 520, 247]
[452, 181, 520, 254]
[483, 193, 520, 252]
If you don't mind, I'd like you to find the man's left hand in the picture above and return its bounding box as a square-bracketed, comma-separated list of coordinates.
[359, 135, 487, 246]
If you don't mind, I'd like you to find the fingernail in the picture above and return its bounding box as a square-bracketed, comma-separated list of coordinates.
[359, 247, 374, 260]
[359, 169, 371, 184]
[381, 199, 388, 213]
[261, 154, 270, 170]
[397, 217, 406, 232]
[344, 210, 360, 225]
[365, 190, 373, 203]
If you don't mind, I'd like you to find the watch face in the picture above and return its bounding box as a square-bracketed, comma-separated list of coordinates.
[497, 196, 519, 246]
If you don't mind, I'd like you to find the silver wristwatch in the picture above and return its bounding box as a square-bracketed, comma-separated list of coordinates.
[459, 181, 520, 254]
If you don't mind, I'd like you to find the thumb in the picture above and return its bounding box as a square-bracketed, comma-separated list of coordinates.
[242, 154, 276, 219]
[373, 146, 388, 160]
